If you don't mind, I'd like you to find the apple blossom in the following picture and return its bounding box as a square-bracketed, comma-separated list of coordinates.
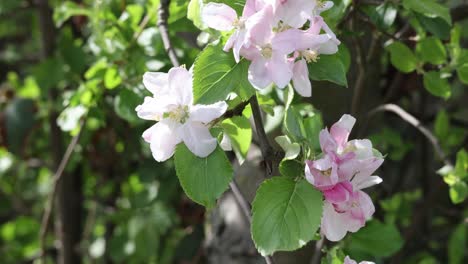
[305, 114, 384, 241]
[136, 67, 227, 162]
[344, 256, 375, 264]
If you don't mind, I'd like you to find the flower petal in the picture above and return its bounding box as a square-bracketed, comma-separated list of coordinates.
[292, 59, 312, 97]
[330, 114, 356, 148]
[135, 96, 176, 121]
[149, 119, 182, 162]
[248, 56, 273, 89]
[168, 67, 193, 105]
[143, 72, 169, 96]
[189, 101, 228, 124]
[202, 3, 237, 31]
[321, 201, 349, 242]
[180, 122, 217, 157]
[267, 53, 293, 88]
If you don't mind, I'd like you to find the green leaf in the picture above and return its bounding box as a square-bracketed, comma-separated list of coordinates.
[284, 105, 306, 142]
[114, 89, 144, 124]
[53, 1, 92, 27]
[416, 37, 447, 65]
[303, 114, 323, 150]
[423, 71, 451, 99]
[279, 160, 304, 178]
[363, 3, 397, 30]
[403, 0, 452, 25]
[251, 177, 323, 256]
[455, 149, 468, 180]
[275, 135, 300, 160]
[448, 223, 467, 264]
[348, 220, 404, 257]
[457, 64, 468, 85]
[221, 116, 252, 158]
[192, 44, 255, 104]
[174, 145, 233, 208]
[434, 110, 449, 140]
[308, 53, 348, 87]
[104, 66, 122, 89]
[449, 181, 468, 204]
[416, 14, 451, 40]
[386, 42, 418, 73]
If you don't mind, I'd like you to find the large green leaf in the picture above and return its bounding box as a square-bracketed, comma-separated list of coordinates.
[363, 3, 397, 30]
[174, 145, 233, 208]
[416, 37, 447, 65]
[403, 0, 452, 25]
[386, 42, 418, 73]
[192, 44, 255, 104]
[308, 53, 348, 87]
[423, 71, 451, 99]
[251, 177, 323, 256]
[348, 220, 404, 257]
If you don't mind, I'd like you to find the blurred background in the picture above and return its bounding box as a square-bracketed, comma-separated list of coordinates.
[0, 0, 467, 263]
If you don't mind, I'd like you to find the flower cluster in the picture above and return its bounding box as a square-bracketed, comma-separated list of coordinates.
[305, 114, 384, 241]
[202, 0, 339, 97]
[135, 67, 227, 161]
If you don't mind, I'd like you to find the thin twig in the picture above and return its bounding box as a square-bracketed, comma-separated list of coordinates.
[39, 119, 85, 260]
[368, 104, 452, 166]
[250, 96, 275, 178]
[350, 15, 366, 116]
[157, 0, 180, 67]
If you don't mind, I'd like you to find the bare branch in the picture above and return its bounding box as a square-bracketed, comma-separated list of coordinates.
[39, 120, 85, 260]
[368, 104, 452, 167]
[250, 96, 275, 178]
[157, 0, 180, 67]
[310, 237, 325, 264]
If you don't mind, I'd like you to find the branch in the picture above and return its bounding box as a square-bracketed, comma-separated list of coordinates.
[39, 120, 85, 260]
[368, 104, 452, 167]
[157, 0, 180, 67]
[310, 237, 325, 264]
[250, 95, 275, 178]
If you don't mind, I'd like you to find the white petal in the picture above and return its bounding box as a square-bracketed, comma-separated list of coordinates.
[267, 53, 293, 89]
[355, 176, 383, 190]
[143, 72, 169, 96]
[149, 119, 182, 162]
[321, 202, 348, 242]
[190, 101, 228, 124]
[292, 59, 312, 97]
[180, 122, 217, 157]
[168, 67, 193, 105]
[135, 96, 175, 121]
[202, 3, 237, 31]
[248, 57, 273, 89]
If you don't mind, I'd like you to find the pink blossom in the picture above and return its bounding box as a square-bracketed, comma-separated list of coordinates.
[136, 67, 227, 161]
[321, 187, 375, 241]
[305, 114, 384, 241]
[344, 256, 375, 264]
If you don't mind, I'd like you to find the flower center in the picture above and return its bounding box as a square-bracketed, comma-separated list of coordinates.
[322, 168, 332, 177]
[233, 18, 245, 29]
[168, 105, 190, 123]
[317, 0, 326, 9]
[302, 50, 319, 63]
[261, 44, 273, 59]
